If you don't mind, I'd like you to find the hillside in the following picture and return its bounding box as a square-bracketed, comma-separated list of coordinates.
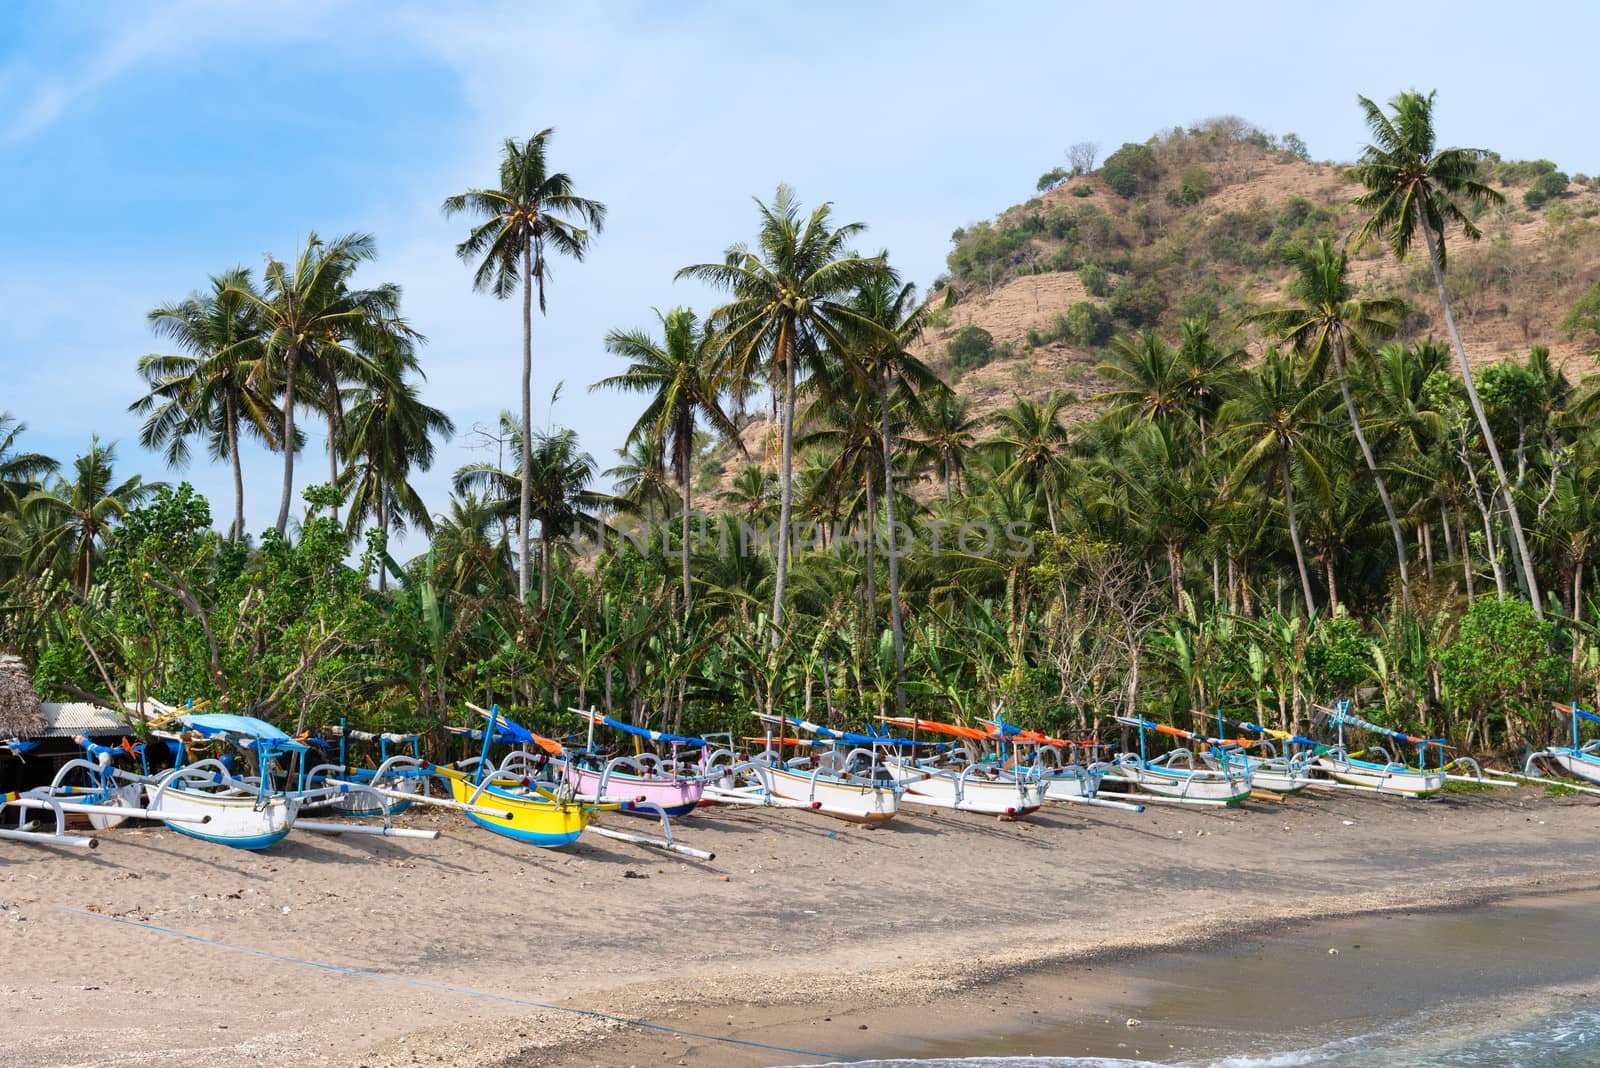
[700, 119, 1600, 491]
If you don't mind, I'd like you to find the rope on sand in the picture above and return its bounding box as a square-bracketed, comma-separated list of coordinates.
[54, 906, 857, 1063]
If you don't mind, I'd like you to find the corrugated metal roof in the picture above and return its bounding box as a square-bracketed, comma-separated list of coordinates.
[37, 702, 131, 738]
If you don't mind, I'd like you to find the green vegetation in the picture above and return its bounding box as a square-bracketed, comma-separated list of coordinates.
[1102, 142, 1160, 198]
[1, 93, 1598, 757]
[947, 325, 996, 369]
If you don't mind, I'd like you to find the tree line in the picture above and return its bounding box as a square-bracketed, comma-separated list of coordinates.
[0, 91, 1596, 754]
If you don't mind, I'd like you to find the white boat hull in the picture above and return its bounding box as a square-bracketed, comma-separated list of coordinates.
[1240, 760, 1312, 794]
[1543, 750, 1600, 786]
[1104, 762, 1253, 803]
[706, 764, 900, 824]
[1313, 756, 1443, 797]
[86, 784, 146, 829]
[143, 784, 297, 849]
[899, 771, 1043, 817]
[1041, 769, 1100, 801]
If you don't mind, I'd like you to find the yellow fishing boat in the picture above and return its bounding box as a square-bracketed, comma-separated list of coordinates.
[432, 764, 592, 847]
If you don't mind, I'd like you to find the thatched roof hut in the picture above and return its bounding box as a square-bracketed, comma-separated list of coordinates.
[0, 655, 47, 739]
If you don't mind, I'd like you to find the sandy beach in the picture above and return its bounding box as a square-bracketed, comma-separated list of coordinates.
[2, 786, 1597, 1067]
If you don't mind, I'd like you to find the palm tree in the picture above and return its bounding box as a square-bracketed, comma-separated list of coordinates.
[1220, 349, 1335, 614]
[594, 307, 743, 614]
[524, 428, 609, 609]
[305, 294, 419, 528]
[604, 430, 679, 525]
[986, 392, 1076, 533]
[1098, 331, 1187, 425]
[678, 185, 885, 640]
[1349, 90, 1540, 613]
[1174, 315, 1242, 440]
[1108, 421, 1214, 600]
[134, 268, 282, 540]
[443, 130, 607, 605]
[1248, 238, 1412, 607]
[720, 464, 779, 525]
[0, 414, 56, 512]
[430, 492, 515, 596]
[338, 347, 455, 591]
[840, 263, 940, 716]
[230, 232, 408, 537]
[24, 438, 157, 594]
[912, 392, 978, 503]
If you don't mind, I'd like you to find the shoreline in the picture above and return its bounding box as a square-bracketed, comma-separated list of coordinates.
[494, 876, 1600, 1068]
[2, 787, 1597, 1067]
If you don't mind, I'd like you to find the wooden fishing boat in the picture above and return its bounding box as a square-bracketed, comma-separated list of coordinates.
[302, 724, 427, 818]
[1201, 714, 1313, 794]
[433, 763, 591, 846]
[137, 714, 308, 849]
[974, 718, 1142, 811]
[434, 708, 592, 847]
[564, 708, 706, 818]
[701, 720, 903, 824]
[867, 716, 1042, 817]
[1526, 703, 1600, 786]
[1310, 703, 1445, 798]
[1103, 717, 1253, 805]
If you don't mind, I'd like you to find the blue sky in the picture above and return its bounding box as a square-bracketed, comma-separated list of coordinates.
[1, 0, 1593, 553]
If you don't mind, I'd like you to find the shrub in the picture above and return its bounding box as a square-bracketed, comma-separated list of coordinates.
[1079, 262, 1110, 297]
[1306, 615, 1369, 696]
[1070, 184, 1093, 198]
[1524, 170, 1570, 210]
[1037, 168, 1070, 193]
[1439, 599, 1567, 726]
[1064, 301, 1113, 346]
[1102, 142, 1160, 199]
[947, 325, 996, 370]
[1281, 132, 1310, 161]
[1178, 166, 1213, 205]
[1108, 281, 1166, 327]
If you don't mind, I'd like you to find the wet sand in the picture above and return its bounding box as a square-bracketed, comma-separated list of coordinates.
[0, 785, 1596, 1067]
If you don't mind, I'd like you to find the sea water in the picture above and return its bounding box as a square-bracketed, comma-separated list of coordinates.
[827, 1002, 1600, 1064]
[788, 893, 1600, 1068]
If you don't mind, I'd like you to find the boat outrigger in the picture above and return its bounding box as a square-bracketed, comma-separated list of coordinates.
[566, 707, 707, 818]
[1310, 702, 1449, 798]
[1521, 703, 1600, 789]
[1202, 713, 1315, 794]
[440, 706, 711, 858]
[302, 722, 430, 818]
[876, 715, 1045, 818]
[1102, 716, 1254, 805]
[700, 713, 905, 824]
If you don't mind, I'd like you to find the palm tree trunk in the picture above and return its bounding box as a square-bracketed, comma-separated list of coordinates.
[770, 336, 796, 646]
[1334, 349, 1410, 609]
[1422, 224, 1542, 615]
[326, 374, 342, 527]
[1324, 551, 1340, 613]
[863, 467, 877, 612]
[1575, 558, 1586, 624]
[880, 376, 906, 718]
[540, 532, 553, 611]
[1441, 503, 1454, 561]
[519, 244, 535, 605]
[377, 490, 389, 594]
[275, 346, 301, 536]
[1457, 507, 1475, 600]
[1281, 449, 1316, 614]
[225, 389, 245, 542]
[680, 431, 692, 617]
[1421, 520, 1434, 584]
